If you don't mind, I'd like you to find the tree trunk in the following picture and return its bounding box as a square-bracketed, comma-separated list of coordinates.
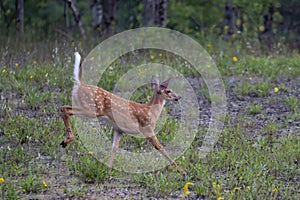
[224, 2, 237, 36]
[102, 0, 115, 35]
[278, 0, 300, 49]
[259, 5, 275, 51]
[15, 0, 24, 37]
[143, 0, 155, 26]
[64, 0, 70, 29]
[92, 0, 103, 33]
[143, 0, 167, 27]
[67, 0, 86, 39]
[154, 0, 167, 27]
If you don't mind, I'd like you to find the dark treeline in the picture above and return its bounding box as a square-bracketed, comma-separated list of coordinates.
[0, 0, 300, 50]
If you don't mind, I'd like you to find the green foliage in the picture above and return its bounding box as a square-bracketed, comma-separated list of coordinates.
[73, 155, 111, 184]
[63, 186, 85, 198]
[1, 180, 23, 199]
[115, 0, 142, 31]
[167, 0, 284, 41]
[133, 171, 182, 196]
[284, 96, 300, 112]
[157, 118, 178, 143]
[248, 104, 263, 115]
[20, 174, 44, 194]
[235, 81, 271, 97]
[168, 0, 224, 36]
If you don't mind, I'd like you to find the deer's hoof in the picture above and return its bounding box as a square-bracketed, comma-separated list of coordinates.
[60, 140, 67, 148]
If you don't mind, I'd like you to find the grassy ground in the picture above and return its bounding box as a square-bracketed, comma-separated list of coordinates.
[0, 40, 300, 199]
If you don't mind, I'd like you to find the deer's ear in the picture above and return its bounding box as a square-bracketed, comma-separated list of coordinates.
[151, 75, 159, 89]
[159, 79, 170, 90]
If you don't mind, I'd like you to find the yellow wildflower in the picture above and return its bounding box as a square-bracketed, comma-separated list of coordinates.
[109, 66, 113, 70]
[30, 75, 33, 79]
[212, 182, 217, 187]
[259, 25, 265, 32]
[90, 57, 95, 61]
[249, 77, 253, 81]
[274, 87, 279, 93]
[183, 182, 193, 197]
[247, 186, 251, 191]
[183, 182, 193, 190]
[231, 34, 236, 39]
[273, 188, 278, 193]
[232, 56, 238, 62]
[33, 61, 37, 65]
[217, 197, 224, 200]
[1, 69, 7, 74]
[159, 53, 162, 57]
[233, 187, 241, 191]
[236, 19, 241, 27]
[92, 127, 97, 131]
[256, 173, 261, 177]
[224, 25, 229, 31]
[43, 181, 47, 187]
[0, 177, 4, 183]
[150, 55, 155, 60]
[88, 151, 93, 155]
[207, 43, 211, 48]
[15, 63, 19, 67]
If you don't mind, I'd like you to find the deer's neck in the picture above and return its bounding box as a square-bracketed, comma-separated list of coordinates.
[147, 91, 165, 120]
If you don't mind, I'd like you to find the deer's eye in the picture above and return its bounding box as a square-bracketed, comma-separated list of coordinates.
[166, 90, 171, 93]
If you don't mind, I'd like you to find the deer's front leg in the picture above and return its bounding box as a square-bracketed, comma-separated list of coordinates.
[148, 135, 186, 174]
[60, 105, 76, 148]
[108, 130, 122, 168]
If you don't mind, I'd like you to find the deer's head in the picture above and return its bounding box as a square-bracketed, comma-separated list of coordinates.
[151, 76, 181, 102]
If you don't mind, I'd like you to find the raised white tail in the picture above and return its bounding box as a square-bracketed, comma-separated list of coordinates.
[73, 52, 81, 84]
[60, 52, 186, 174]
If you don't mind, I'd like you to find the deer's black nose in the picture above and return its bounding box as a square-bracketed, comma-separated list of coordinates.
[175, 96, 181, 101]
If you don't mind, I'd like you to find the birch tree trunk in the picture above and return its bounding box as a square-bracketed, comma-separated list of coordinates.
[92, 0, 103, 32]
[66, 0, 86, 39]
[154, 0, 167, 27]
[143, 0, 167, 27]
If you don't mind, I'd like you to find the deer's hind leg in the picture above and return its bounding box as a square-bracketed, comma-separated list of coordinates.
[60, 105, 96, 147]
[60, 105, 77, 147]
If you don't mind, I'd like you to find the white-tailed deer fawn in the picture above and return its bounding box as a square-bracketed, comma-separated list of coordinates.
[60, 52, 186, 174]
